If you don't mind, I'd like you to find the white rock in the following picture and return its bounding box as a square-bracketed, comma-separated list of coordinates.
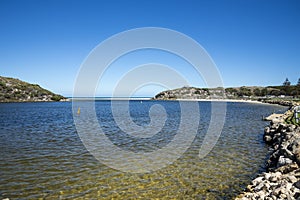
[287, 175, 297, 183]
[252, 176, 264, 186]
[279, 193, 287, 199]
[270, 172, 282, 182]
[256, 190, 266, 198]
[272, 187, 282, 196]
[265, 173, 272, 180]
[286, 182, 293, 191]
[277, 156, 293, 167]
[254, 182, 265, 192]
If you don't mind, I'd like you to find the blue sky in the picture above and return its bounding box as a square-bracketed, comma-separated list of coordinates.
[0, 0, 299, 97]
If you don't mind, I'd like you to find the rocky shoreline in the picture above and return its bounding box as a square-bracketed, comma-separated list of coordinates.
[236, 104, 300, 199]
[260, 99, 298, 107]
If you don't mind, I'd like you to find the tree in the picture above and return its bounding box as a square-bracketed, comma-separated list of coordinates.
[261, 88, 268, 96]
[237, 87, 252, 97]
[253, 88, 261, 96]
[270, 89, 281, 96]
[297, 78, 300, 86]
[283, 78, 291, 86]
[225, 88, 237, 94]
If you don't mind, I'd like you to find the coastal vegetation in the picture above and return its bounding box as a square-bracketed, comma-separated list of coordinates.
[225, 85, 300, 99]
[286, 109, 300, 126]
[0, 76, 67, 102]
[153, 83, 300, 102]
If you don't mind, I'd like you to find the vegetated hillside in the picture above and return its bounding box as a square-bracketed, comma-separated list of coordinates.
[0, 76, 67, 102]
[153, 86, 225, 100]
[153, 85, 300, 100]
[226, 85, 300, 98]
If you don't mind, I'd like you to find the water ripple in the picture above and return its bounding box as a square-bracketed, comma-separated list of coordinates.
[0, 101, 286, 199]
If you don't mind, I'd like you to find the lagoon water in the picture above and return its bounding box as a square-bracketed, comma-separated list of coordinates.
[0, 101, 286, 199]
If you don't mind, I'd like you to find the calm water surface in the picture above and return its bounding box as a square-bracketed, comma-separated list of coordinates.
[0, 101, 286, 199]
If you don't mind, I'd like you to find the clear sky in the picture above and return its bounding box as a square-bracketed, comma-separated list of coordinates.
[0, 0, 299, 97]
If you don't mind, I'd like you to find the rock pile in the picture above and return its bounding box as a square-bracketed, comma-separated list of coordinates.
[236, 106, 300, 200]
[261, 99, 298, 107]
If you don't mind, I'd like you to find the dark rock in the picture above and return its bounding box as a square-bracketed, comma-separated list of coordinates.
[278, 123, 287, 132]
[293, 181, 300, 189]
[294, 149, 300, 165]
[276, 163, 298, 174]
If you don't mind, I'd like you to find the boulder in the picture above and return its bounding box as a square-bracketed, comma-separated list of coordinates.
[264, 135, 272, 143]
[277, 156, 293, 168]
[265, 126, 271, 134]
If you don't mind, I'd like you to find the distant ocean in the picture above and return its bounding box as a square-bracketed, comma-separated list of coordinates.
[0, 101, 286, 199]
[70, 97, 152, 100]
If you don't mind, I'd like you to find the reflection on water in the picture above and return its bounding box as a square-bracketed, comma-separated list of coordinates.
[0, 101, 286, 199]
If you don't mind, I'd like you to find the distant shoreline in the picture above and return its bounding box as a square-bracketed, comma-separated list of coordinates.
[44, 97, 290, 105]
[176, 98, 264, 104]
[71, 97, 261, 103]
[1, 97, 296, 108]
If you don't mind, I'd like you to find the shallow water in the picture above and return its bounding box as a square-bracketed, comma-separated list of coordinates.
[0, 101, 286, 199]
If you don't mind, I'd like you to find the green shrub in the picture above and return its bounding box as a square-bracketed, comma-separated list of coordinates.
[51, 95, 62, 101]
[0, 81, 5, 87]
